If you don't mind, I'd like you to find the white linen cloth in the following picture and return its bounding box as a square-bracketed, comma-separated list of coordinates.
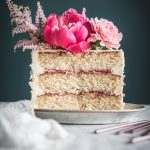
[0, 100, 71, 150]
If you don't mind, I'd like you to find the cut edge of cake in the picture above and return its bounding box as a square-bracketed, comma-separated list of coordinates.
[30, 48, 125, 110]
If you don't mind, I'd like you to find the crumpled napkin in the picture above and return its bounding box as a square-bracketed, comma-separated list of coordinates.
[0, 100, 71, 150]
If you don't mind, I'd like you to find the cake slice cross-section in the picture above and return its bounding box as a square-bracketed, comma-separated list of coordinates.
[30, 49, 125, 110]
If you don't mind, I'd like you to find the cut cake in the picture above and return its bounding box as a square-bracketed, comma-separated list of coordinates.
[7, 1, 125, 110]
[30, 49, 125, 110]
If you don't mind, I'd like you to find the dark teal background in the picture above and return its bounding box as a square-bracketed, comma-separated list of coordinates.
[0, 0, 150, 104]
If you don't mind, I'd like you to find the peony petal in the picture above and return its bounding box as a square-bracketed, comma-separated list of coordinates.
[55, 28, 76, 49]
[83, 21, 93, 37]
[87, 33, 101, 42]
[46, 14, 58, 27]
[57, 16, 64, 28]
[82, 8, 86, 20]
[62, 8, 85, 25]
[70, 23, 88, 43]
[103, 41, 120, 49]
[67, 41, 90, 53]
[43, 25, 58, 47]
[44, 14, 60, 47]
[117, 32, 123, 42]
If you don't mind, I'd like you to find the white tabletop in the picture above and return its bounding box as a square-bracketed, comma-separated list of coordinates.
[62, 105, 150, 150]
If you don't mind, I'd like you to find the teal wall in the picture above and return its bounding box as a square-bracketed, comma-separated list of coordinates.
[0, 0, 150, 104]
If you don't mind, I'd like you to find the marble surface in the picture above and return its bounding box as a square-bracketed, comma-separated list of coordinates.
[0, 101, 150, 150]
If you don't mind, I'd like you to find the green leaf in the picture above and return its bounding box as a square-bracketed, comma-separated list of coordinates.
[90, 40, 105, 50]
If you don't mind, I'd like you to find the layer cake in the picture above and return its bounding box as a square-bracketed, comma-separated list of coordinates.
[7, 1, 125, 110]
[30, 49, 125, 110]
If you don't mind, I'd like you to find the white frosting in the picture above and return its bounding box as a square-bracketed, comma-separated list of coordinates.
[113, 50, 125, 75]
[30, 51, 45, 101]
[31, 50, 44, 76]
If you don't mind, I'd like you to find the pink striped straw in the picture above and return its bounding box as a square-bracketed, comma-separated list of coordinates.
[132, 124, 150, 133]
[94, 120, 149, 134]
[140, 129, 150, 136]
[117, 121, 150, 134]
[130, 134, 150, 143]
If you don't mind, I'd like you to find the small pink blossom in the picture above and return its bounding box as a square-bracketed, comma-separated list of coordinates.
[35, 2, 46, 27]
[88, 18, 123, 49]
[44, 8, 91, 53]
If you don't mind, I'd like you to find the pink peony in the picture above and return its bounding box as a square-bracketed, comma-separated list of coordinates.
[88, 18, 123, 49]
[44, 8, 91, 53]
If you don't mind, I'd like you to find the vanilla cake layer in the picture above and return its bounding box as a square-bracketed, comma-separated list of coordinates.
[38, 72, 124, 95]
[33, 93, 123, 110]
[35, 49, 124, 75]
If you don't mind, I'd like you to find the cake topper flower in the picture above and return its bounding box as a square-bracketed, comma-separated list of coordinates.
[44, 8, 91, 53]
[7, 0, 123, 53]
[88, 18, 123, 49]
